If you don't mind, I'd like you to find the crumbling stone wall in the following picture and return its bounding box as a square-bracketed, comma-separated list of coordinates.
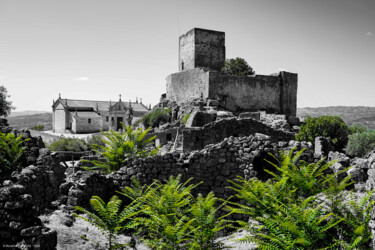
[0, 148, 63, 249]
[66, 134, 314, 209]
[182, 117, 295, 152]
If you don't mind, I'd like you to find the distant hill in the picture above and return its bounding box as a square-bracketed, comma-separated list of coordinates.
[7, 112, 53, 130]
[297, 106, 375, 129]
[9, 110, 51, 117]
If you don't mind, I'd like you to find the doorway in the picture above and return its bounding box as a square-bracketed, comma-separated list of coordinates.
[117, 117, 123, 130]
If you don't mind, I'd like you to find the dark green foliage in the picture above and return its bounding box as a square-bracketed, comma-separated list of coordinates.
[227, 148, 373, 249]
[221, 57, 255, 76]
[347, 128, 375, 157]
[140, 108, 171, 128]
[47, 137, 88, 152]
[0, 132, 28, 176]
[74, 195, 142, 249]
[296, 116, 349, 150]
[118, 175, 229, 249]
[32, 124, 44, 131]
[83, 125, 159, 174]
[0, 85, 15, 117]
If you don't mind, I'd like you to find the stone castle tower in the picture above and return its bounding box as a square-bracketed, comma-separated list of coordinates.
[167, 28, 298, 117]
[179, 28, 226, 71]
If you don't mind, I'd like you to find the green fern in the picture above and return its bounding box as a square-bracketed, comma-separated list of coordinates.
[74, 195, 142, 250]
[82, 124, 160, 174]
[188, 192, 230, 249]
[0, 132, 29, 175]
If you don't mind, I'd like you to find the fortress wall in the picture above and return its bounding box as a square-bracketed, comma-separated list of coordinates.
[279, 71, 298, 116]
[209, 73, 282, 112]
[166, 68, 210, 104]
[182, 117, 295, 152]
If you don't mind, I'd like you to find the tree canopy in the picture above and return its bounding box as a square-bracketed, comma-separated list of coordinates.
[0, 85, 15, 117]
[221, 57, 255, 76]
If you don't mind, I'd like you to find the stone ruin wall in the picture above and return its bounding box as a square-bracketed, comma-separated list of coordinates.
[182, 117, 295, 152]
[0, 131, 64, 249]
[67, 134, 315, 216]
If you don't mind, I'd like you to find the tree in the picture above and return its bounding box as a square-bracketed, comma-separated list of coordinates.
[221, 57, 255, 76]
[0, 85, 15, 117]
[296, 116, 349, 150]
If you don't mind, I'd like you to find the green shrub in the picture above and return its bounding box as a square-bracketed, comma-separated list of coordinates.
[86, 133, 105, 148]
[83, 124, 159, 174]
[182, 113, 190, 124]
[349, 123, 367, 134]
[347, 129, 375, 157]
[227, 148, 373, 249]
[0, 132, 28, 176]
[221, 57, 255, 76]
[141, 108, 171, 128]
[296, 116, 349, 150]
[32, 124, 44, 131]
[47, 137, 88, 152]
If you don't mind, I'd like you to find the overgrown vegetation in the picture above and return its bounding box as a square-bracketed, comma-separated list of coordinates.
[83, 124, 159, 174]
[227, 148, 374, 249]
[47, 134, 105, 152]
[221, 57, 255, 76]
[0, 132, 28, 176]
[48, 137, 88, 152]
[119, 175, 230, 249]
[32, 124, 45, 131]
[347, 124, 375, 157]
[296, 115, 349, 150]
[140, 108, 171, 128]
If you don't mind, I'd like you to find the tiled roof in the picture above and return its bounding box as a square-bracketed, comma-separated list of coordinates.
[73, 111, 102, 118]
[57, 99, 149, 112]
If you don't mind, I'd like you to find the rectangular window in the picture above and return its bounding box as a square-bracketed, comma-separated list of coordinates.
[111, 117, 114, 121]
[106, 116, 109, 122]
[88, 118, 91, 124]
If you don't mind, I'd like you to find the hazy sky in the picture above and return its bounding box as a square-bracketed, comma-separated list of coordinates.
[0, 0, 374, 111]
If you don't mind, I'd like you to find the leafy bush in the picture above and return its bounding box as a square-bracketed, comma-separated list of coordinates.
[296, 116, 349, 150]
[74, 195, 142, 249]
[227, 148, 373, 249]
[32, 124, 44, 131]
[140, 108, 171, 128]
[349, 123, 367, 134]
[182, 113, 190, 124]
[47, 137, 88, 152]
[347, 129, 375, 157]
[86, 133, 105, 148]
[84, 125, 159, 174]
[0, 132, 28, 176]
[221, 57, 255, 76]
